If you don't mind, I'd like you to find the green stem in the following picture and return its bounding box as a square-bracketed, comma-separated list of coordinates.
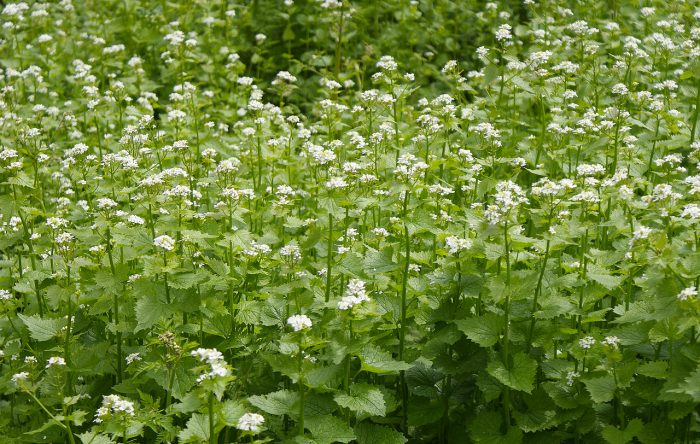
[107, 228, 123, 383]
[163, 252, 171, 304]
[690, 76, 700, 146]
[334, 6, 345, 75]
[298, 336, 305, 436]
[527, 239, 550, 352]
[399, 224, 410, 432]
[209, 392, 216, 444]
[502, 221, 511, 428]
[25, 390, 75, 444]
[324, 213, 333, 303]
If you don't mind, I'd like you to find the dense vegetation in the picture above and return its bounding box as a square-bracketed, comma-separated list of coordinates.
[1, 0, 700, 442]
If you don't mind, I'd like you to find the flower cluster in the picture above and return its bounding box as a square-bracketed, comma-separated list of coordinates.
[190, 348, 231, 383]
[338, 279, 370, 310]
[94, 395, 135, 423]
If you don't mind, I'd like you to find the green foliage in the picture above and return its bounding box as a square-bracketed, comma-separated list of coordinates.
[1, 0, 700, 442]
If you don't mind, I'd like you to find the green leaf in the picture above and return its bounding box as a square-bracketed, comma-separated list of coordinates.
[305, 415, 356, 444]
[221, 400, 247, 427]
[248, 390, 299, 416]
[134, 293, 169, 332]
[602, 419, 643, 444]
[354, 422, 406, 444]
[334, 384, 386, 417]
[589, 273, 623, 290]
[359, 345, 412, 374]
[638, 420, 673, 444]
[178, 413, 210, 443]
[583, 374, 616, 403]
[78, 431, 115, 444]
[150, 365, 196, 401]
[364, 247, 399, 274]
[7, 172, 34, 188]
[206, 258, 230, 277]
[470, 410, 523, 444]
[487, 352, 537, 393]
[18, 314, 65, 341]
[454, 313, 503, 347]
[670, 367, 700, 401]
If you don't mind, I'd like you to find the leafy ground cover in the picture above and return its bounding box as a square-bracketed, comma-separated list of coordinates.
[1, 0, 700, 442]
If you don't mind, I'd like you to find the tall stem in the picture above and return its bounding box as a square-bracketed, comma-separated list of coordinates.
[690, 76, 700, 145]
[399, 224, 410, 432]
[502, 221, 511, 428]
[163, 252, 171, 304]
[107, 227, 123, 383]
[324, 213, 333, 303]
[527, 239, 550, 352]
[298, 335, 305, 436]
[334, 6, 345, 75]
[209, 392, 216, 444]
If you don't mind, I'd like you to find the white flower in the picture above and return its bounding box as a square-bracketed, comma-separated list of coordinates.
[338, 279, 370, 310]
[566, 371, 580, 386]
[485, 181, 528, 224]
[326, 176, 348, 189]
[46, 356, 66, 368]
[372, 227, 390, 237]
[0, 289, 11, 300]
[94, 394, 135, 423]
[632, 226, 651, 242]
[677, 286, 698, 301]
[46, 217, 69, 229]
[681, 204, 700, 220]
[445, 236, 472, 254]
[495, 24, 512, 42]
[153, 235, 175, 251]
[287, 314, 312, 331]
[243, 241, 272, 257]
[576, 163, 605, 177]
[125, 353, 142, 365]
[280, 244, 301, 261]
[11, 372, 29, 384]
[376, 55, 398, 71]
[236, 412, 265, 433]
[602, 336, 620, 349]
[191, 348, 231, 382]
[394, 153, 429, 180]
[127, 215, 145, 225]
[579, 336, 596, 349]
[611, 83, 629, 95]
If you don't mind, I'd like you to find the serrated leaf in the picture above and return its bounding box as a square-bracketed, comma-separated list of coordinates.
[364, 247, 399, 275]
[78, 431, 115, 444]
[334, 384, 386, 417]
[454, 313, 503, 347]
[248, 390, 299, 416]
[669, 367, 700, 401]
[134, 293, 169, 332]
[602, 419, 643, 444]
[221, 400, 247, 427]
[305, 415, 356, 444]
[583, 374, 616, 403]
[470, 410, 523, 444]
[359, 344, 412, 374]
[354, 422, 406, 444]
[206, 258, 230, 277]
[178, 413, 209, 443]
[487, 352, 537, 393]
[589, 273, 623, 290]
[151, 365, 196, 401]
[18, 314, 65, 341]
